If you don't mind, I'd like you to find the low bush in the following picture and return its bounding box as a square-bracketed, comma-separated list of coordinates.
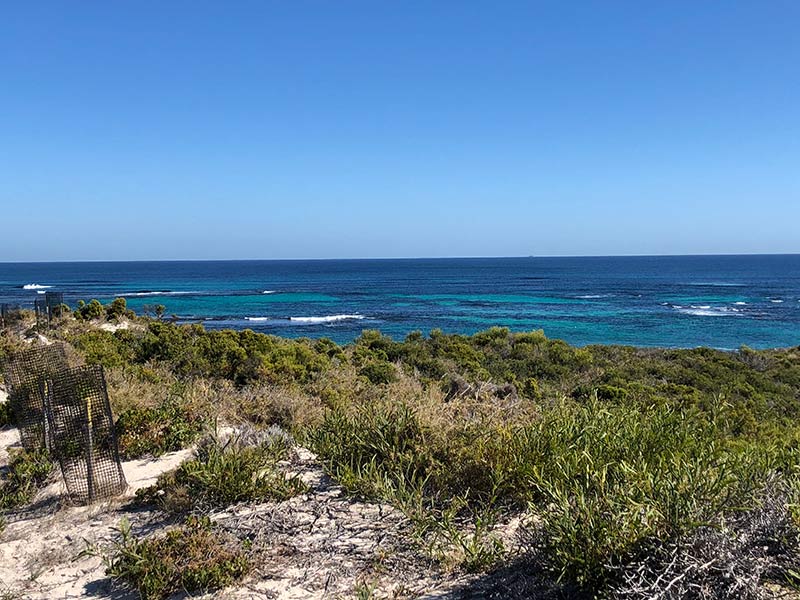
[105, 297, 134, 321]
[137, 427, 307, 513]
[74, 299, 105, 321]
[0, 330, 26, 367]
[519, 398, 789, 588]
[17, 317, 800, 596]
[358, 359, 397, 385]
[309, 401, 430, 500]
[608, 477, 800, 599]
[115, 400, 205, 459]
[0, 402, 13, 429]
[0, 449, 54, 510]
[106, 515, 249, 600]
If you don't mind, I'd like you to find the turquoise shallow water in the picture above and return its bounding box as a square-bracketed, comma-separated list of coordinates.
[1, 255, 799, 349]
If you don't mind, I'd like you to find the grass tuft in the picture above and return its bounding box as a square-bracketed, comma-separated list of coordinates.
[115, 399, 204, 459]
[0, 448, 54, 510]
[106, 515, 249, 600]
[137, 427, 307, 512]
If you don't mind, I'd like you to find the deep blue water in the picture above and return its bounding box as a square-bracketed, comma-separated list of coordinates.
[1, 256, 799, 349]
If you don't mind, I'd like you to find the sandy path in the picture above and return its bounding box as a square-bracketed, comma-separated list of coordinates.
[0, 433, 471, 599]
[0, 437, 192, 599]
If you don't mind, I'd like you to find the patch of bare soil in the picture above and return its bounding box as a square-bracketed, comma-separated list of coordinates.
[0, 428, 530, 599]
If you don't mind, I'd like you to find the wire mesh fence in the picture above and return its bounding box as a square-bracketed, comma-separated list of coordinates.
[1, 303, 20, 327]
[43, 364, 127, 503]
[3, 343, 72, 450]
[33, 292, 64, 330]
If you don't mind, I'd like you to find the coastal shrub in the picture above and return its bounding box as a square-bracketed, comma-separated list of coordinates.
[308, 397, 513, 569]
[70, 329, 137, 368]
[115, 399, 205, 459]
[91, 321, 335, 385]
[0, 449, 54, 510]
[106, 515, 249, 600]
[27, 316, 800, 594]
[136, 428, 306, 513]
[608, 476, 800, 599]
[519, 398, 778, 588]
[358, 359, 397, 385]
[75, 299, 105, 321]
[308, 388, 797, 589]
[64, 320, 800, 433]
[309, 401, 431, 500]
[105, 297, 134, 321]
[235, 385, 325, 432]
[0, 330, 25, 368]
[0, 402, 13, 428]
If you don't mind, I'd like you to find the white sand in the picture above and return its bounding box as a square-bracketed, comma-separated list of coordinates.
[0, 438, 193, 599]
[98, 320, 130, 333]
[0, 428, 523, 599]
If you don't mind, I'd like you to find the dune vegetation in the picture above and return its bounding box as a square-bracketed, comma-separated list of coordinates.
[1, 298, 800, 598]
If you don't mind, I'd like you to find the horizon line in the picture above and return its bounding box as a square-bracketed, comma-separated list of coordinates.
[1, 252, 799, 264]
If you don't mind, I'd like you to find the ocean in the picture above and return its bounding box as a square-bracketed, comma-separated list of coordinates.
[1, 255, 799, 349]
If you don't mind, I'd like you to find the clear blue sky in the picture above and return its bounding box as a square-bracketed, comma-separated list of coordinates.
[1, 2, 798, 261]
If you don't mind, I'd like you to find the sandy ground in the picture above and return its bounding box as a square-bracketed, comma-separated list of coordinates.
[98, 321, 130, 333]
[0, 381, 527, 599]
[0, 421, 528, 600]
[0, 425, 194, 599]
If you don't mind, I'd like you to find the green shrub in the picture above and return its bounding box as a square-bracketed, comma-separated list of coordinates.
[519, 398, 777, 587]
[0, 330, 25, 365]
[115, 401, 204, 459]
[106, 297, 134, 321]
[75, 299, 105, 321]
[358, 360, 397, 385]
[106, 516, 249, 600]
[0, 402, 13, 428]
[70, 329, 137, 368]
[0, 449, 54, 510]
[137, 429, 306, 512]
[69, 320, 334, 385]
[309, 402, 430, 499]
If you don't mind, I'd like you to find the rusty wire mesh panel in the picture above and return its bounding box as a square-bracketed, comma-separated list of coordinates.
[43, 364, 127, 503]
[3, 343, 71, 450]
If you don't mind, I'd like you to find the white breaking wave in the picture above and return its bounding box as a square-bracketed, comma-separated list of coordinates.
[770, 299, 784, 303]
[125, 291, 196, 297]
[289, 314, 365, 324]
[687, 282, 745, 287]
[733, 302, 747, 305]
[23, 284, 52, 290]
[675, 305, 742, 317]
[262, 290, 276, 294]
[577, 294, 611, 299]
[244, 314, 366, 325]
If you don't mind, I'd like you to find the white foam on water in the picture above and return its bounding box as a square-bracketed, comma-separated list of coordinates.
[675, 305, 742, 317]
[289, 314, 365, 324]
[126, 291, 197, 297]
[686, 282, 745, 287]
[23, 284, 52, 290]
